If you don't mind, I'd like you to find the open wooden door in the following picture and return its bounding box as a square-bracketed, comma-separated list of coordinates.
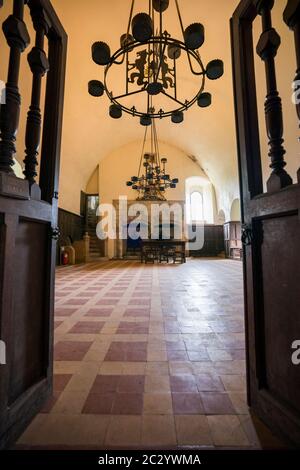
[0, 0, 67, 449]
[231, 0, 300, 447]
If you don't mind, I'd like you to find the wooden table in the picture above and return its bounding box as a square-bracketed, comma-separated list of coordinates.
[141, 240, 186, 264]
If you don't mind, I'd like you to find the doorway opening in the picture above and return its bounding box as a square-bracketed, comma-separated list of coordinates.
[1, 0, 297, 452]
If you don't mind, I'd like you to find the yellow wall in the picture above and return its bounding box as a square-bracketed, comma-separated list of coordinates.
[86, 165, 99, 194]
[98, 139, 216, 208]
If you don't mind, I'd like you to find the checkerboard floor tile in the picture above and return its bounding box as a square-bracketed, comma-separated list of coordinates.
[17, 259, 285, 450]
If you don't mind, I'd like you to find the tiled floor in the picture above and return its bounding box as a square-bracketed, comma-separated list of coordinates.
[18, 259, 285, 449]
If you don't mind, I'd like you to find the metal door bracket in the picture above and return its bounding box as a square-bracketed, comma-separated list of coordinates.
[241, 224, 253, 246]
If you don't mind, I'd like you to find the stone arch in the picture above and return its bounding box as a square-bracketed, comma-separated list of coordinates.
[230, 198, 241, 221]
[217, 209, 226, 225]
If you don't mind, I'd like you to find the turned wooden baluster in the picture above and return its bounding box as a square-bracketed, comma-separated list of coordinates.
[23, 0, 50, 193]
[255, 0, 293, 192]
[283, 0, 300, 183]
[0, 0, 30, 174]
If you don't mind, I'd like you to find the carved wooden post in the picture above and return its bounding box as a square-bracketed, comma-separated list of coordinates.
[255, 0, 293, 192]
[0, 0, 30, 174]
[283, 0, 300, 182]
[23, 0, 50, 197]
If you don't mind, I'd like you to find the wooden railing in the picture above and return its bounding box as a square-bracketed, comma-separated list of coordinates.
[231, 0, 300, 198]
[0, 0, 67, 203]
[0, 0, 67, 450]
[284, 0, 300, 183]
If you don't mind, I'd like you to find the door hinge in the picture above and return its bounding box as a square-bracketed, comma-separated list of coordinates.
[241, 224, 253, 246]
[50, 226, 60, 240]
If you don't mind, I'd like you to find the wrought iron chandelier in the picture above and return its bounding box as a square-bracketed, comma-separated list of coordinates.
[126, 118, 178, 200]
[88, 0, 224, 125]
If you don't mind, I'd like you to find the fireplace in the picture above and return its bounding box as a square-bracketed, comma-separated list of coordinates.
[112, 199, 186, 259]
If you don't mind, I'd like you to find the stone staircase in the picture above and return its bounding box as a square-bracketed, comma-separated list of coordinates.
[86, 211, 102, 259]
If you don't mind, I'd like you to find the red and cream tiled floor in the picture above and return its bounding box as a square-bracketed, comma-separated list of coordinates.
[18, 259, 284, 449]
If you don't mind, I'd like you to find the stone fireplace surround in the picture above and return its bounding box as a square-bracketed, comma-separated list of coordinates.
[109, 199, 186, 259]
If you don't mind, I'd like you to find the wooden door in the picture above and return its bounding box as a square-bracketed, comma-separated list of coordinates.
[231, 0, 300, 447]
[0, 0, 67, 449]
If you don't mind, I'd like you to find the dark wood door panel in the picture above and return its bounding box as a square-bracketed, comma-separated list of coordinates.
[8, 218, 50, 405]
[0, 214, 4, 303]
[0, 198, 52, 222]
[258, 214, 300, 416]
[247, 185, 300, 218]
[231, 0, 300, 446]
[0, 0, 67, 449]
[0, 213, 53, 448]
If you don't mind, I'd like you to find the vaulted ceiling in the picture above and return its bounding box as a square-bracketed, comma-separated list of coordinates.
[51, 0, 241, 214]
[1, 0, 297, 216]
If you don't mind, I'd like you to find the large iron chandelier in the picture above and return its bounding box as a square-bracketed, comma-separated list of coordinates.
[88, 0, 224, 125]
[126, 119, 178, 200]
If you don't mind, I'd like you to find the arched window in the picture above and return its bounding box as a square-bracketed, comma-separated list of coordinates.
[190, 191, 204, 222]
[185, 177, 215, 224]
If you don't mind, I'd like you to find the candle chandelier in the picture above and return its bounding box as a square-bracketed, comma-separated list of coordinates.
[126, 119, 178, 200]
[88, 0, 224, 125]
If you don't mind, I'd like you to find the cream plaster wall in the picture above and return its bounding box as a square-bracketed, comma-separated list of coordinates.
[86, 165, 99, 194]
[230, 198, 241, 222]
[98, 139, 213, 204]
